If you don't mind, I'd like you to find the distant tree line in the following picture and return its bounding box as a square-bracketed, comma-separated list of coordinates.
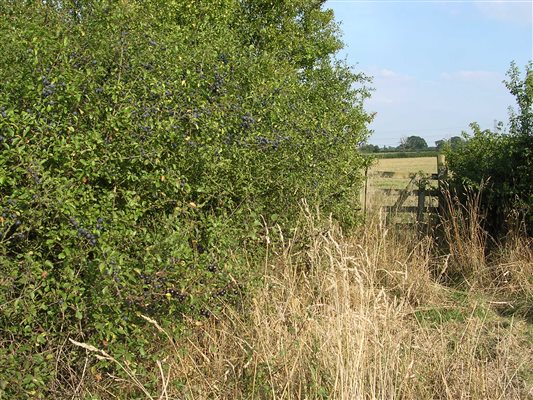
[360, 135, 464, 153]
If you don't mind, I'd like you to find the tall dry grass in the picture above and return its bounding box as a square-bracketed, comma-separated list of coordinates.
[71, 206, 532, 399]
[437, 184, 490, 286]
[438, 184, 533, 304]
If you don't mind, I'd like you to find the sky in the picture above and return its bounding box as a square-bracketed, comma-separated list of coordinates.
[326, 0, 533, 147]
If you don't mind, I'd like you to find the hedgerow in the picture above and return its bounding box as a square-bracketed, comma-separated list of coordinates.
[0, 0, 371, 396]
[445, 62, 532, 236]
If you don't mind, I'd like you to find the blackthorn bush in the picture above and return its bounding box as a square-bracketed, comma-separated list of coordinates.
[0, 1, 372, 396]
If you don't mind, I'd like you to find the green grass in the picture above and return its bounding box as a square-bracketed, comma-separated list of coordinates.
[414, 308, 466, 326]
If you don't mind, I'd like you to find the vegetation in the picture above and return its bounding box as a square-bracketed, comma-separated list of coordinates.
[367, 156, 437, 194]
[0, 1, 530, 399]
[436, 135, 464, 150]
[66, 206, 533, 399]
[399, 135, 428, 150]
[360, 141, 434, 154]
[445, 62, 532, 236]
[0, 1, 371, 396]
[360, 135, 449, 155]
[373, 150, 439, 159]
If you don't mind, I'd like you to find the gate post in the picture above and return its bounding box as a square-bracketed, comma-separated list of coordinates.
[417, 183, 426, 222]
[437, 154, 447, 215]
[437, 154, 447, 178]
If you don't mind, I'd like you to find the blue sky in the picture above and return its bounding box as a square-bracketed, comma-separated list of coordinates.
[326, 0, 533, 147]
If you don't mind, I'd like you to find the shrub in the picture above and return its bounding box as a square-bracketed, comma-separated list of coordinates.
[445, 62, 532, 236]
[0, 1, 371, 396]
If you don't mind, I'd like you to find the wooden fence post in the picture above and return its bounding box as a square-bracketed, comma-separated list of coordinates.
[417, 181, 426, 223]
[437, 154, 447, 215]
[437, 154, 447, 178]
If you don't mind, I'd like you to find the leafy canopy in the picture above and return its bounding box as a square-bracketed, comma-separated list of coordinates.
[400, 135, 428, 150]
[0, 0, 371, 396]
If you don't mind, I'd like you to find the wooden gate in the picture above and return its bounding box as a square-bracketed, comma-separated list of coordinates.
[363, 155, 447, 225]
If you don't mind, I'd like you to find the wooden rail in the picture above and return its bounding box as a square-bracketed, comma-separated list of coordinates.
[382, 206, 439, 213]
[364, 155, 447, 226]
[377, 188, 439, 196]
[370, 171, 415, 179]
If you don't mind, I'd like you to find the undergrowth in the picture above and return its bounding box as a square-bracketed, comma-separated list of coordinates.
[61, 205, 533, 399]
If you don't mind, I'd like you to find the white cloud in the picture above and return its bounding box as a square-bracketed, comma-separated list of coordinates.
[475, 1, 532, 25]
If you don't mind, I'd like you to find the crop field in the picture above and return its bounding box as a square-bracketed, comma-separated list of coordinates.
[364, 156, 440, 216]
[374, 156, 438, 175]
[369, 156, 438, 189]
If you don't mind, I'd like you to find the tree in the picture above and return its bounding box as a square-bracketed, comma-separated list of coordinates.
[436, 136, 464, 150]
[360, 143, 380, 153]
[506, 61, 533, 138]
[505, 61, 533, 212]
[449, 136, 465, 148]
[399, 135, 428, 150]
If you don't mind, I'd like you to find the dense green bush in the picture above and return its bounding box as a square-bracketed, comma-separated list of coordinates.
[0, 0, 371, 396]
[445, 62, 532, 236]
